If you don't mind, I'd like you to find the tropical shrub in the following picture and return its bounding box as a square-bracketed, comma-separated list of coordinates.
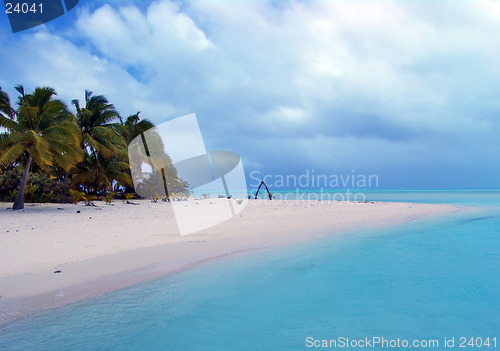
[0, 169, 71, 203]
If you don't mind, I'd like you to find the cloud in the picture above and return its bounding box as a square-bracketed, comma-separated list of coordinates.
[0, 29, 175, 121]
[76, 2, 213, 67]
[1, 0, 500, 188]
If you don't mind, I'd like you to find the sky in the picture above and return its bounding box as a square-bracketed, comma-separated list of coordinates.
[1, 0, 500, 190]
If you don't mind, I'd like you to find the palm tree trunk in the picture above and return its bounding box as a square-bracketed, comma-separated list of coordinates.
[63, 172, 70, 188]
[13, 153, 32, 210]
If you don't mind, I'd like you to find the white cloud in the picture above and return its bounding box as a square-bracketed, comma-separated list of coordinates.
[76, 2, 213, 67]
[0, 28, 176, 120]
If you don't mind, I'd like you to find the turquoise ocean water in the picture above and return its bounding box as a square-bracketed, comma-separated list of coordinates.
[0, 190, 499, 350]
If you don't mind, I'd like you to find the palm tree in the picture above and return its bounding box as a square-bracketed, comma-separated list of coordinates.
[123, 113, 191, 197]
[72, 91, 127, 193]
[72, 91, 126, 159]
[122, 112, 155, 145]
[0, 86, 83, 209]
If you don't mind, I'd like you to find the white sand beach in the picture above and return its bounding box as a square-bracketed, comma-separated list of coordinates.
[0, 199, 460, 324]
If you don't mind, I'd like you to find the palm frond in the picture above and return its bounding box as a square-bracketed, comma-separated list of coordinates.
[0, 132, 24, 146]
[0, 142, 27, 166]
[0, 114, 23, 132]
[0, 87, 14, 119]
[83, 133, 114, 158]
[44, 123, 82, 145]
[28, 130, 53, 169]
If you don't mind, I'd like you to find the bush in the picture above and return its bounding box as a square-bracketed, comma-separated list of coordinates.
[133, 172, 191, 199]
[0, 169, 72, 203]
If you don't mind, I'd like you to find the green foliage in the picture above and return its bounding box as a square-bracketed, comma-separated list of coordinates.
[0, 86, 191, 205]
[70, 190, 86, 204]
[25, 182, 39, 202]
[134, 171, 190, 200]
[104, 191, 117, 204]
[43, 190, 55, 201]
[0, 169, 71, 203]
[9, 189, 18, 200]
[123, 112, 155, 145]
[0, 86, 83, 172]
[0, 86, 83, 209]
[71, 155, 132, 195]
[84, 194, 98, 206]
[73, 90, 125, 160]
[70, 91, 133, 195]
[69, 189, 98, 206]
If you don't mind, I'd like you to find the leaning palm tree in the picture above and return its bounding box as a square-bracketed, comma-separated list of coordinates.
[0, 86, 83, 209]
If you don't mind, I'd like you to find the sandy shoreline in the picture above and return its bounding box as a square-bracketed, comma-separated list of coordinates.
[0, 199, 461, 325]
